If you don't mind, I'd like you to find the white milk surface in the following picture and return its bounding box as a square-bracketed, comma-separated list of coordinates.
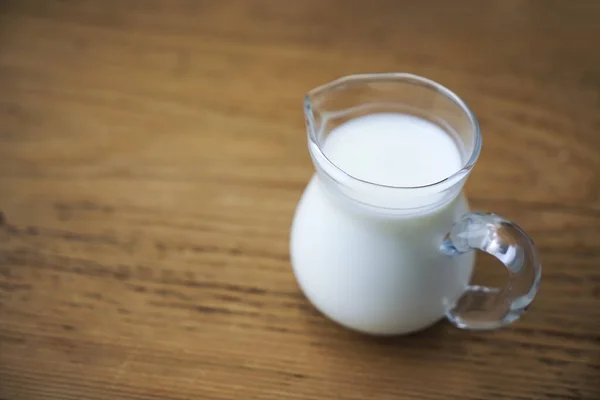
[290, 113, 475, 335]
[323, 113, 462, 188]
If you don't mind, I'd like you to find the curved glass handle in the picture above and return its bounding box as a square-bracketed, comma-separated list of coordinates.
[441, 212, 542, 330]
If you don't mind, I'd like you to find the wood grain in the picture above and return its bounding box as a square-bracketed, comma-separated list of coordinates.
[1, 0, 599, 399]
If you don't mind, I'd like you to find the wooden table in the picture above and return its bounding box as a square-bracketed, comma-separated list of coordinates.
[1, 1, 599, 399]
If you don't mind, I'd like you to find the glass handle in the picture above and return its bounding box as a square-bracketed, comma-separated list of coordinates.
[440, 212, 542, 330]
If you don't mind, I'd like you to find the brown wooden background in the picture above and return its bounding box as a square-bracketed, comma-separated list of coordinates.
[1, 1, 599, 399]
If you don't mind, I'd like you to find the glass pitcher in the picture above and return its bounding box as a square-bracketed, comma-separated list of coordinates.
[290, 73, 541, 335]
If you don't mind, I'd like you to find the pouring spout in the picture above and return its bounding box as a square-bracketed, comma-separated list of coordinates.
[304, 77, 349, 145]
[303, 94, 318, 144]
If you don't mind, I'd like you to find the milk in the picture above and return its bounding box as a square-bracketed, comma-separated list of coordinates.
[322, 114, 463, 188]
[290, 113, 475, 335]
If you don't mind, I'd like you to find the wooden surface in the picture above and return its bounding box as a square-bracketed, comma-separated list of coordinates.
[1, 1, 599, 399]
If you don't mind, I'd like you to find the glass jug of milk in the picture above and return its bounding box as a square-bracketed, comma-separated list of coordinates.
[290, 73, 541, 335]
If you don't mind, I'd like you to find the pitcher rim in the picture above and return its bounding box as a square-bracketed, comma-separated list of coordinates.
[303, 73, 482, 190]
